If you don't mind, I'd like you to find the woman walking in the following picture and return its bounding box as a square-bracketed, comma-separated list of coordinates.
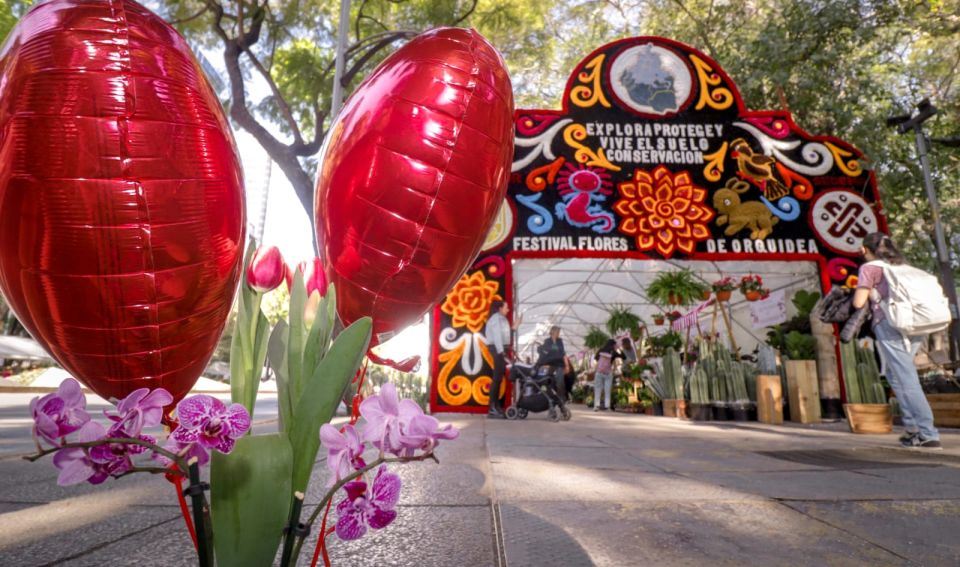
[853, 232, 941, 449]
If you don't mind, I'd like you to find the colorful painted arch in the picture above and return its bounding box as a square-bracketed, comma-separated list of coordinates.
[431, 36, 881, 413]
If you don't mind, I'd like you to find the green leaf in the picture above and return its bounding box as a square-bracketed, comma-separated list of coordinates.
[288, 270, 307, 404]
[301, 292, 328, 386]
[247, 310, 271, 415]
[229, 326, 249, 411]
[288, 317, 371, 493]
[268, 319, 292, 432]
[211, 433, 293, 567]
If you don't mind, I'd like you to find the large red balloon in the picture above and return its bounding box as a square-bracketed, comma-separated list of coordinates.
[316, 28, 514, 345]
[0, 0, 245, 403]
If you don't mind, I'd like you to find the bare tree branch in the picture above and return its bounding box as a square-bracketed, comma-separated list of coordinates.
[454, 0, 479, 26]
[169, 6, 209, 26]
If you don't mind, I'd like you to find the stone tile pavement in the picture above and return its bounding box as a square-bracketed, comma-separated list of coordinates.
[2, 392, 960, 566]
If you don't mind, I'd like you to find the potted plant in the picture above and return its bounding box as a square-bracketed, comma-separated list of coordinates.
[783, 331, 821, 424]
[654, 347, 687, 418]
[687, 364, 712, 420]
[840, 340, 892, 433]
[739, 274, 765, 301]
[583, 326, 610, 350]
[666, 310, 683, 323]
[712, 277, 736, 302]
[653, 313, 666, 325]
[606, 305, 643, 338]
[639, 386, 660, 415]
[647, 269, 709, 306]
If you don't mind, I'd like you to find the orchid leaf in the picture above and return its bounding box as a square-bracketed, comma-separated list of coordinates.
[211, 433, 293, 567]
[319, 283, 337, 359]
[289, 316, 371, 492]
[268, 319, 292, 432]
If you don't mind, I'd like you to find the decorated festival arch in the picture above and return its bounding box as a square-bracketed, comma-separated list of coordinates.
[429, 37, 883, 414]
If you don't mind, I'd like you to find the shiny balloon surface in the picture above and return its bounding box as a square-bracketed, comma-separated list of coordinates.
[316, 28, 514, 345]
[0, 0, 245, 403]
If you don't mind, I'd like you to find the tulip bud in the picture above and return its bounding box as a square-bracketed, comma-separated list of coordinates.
[301, 257, 328, 298]
[246, 246, 285, 293]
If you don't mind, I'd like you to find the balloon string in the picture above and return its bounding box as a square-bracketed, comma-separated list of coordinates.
[310, 360, 369, 567]
[310, 500, 335, 567]
[170, 473, 198, 549]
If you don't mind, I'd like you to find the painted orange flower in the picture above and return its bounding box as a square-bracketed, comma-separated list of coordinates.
[441, 271, 502, 333]
[614, 165, 715, 257]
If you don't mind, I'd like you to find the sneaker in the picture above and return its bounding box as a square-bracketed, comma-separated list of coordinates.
[899, 431, 919, 444]
[901, 435, 943, 450]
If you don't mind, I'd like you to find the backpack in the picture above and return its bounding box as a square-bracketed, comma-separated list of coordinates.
[867, 260, 951, 336]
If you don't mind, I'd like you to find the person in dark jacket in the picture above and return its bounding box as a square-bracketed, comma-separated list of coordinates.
[536, 326, 567, 400]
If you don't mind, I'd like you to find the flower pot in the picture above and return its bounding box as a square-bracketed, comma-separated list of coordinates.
[843, 403, 893, 434]
[654, 316, 665, 325]
[715, 290, 732, 302]
[731, 402, 752, 422]
[701, 290, 711, 300]
[689, 403, 712, 421]
[744, 290, 761, 301]
[667, 293, 682, 305]
[712, 402, 730, 421]
[643, 405, 655, 416]
[663, 399, 688, 419]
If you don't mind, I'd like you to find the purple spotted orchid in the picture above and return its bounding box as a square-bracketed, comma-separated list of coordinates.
[335, 466, 401, 540]
[104, 387, 173, 438]
[397, 413, 459, 457]
[320, 423, 365, 485]
[164, 395, 250, 465]
[30, 378, 90, 445]
[359, 382, 458, 456]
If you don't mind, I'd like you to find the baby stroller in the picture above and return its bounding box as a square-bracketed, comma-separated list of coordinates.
[505, 363, 572, 422]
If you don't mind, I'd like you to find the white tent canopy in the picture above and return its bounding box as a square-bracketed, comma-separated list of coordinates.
[512, 258, 821, 361]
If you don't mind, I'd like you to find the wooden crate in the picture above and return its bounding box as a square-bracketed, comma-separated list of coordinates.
[785, 360, 821, 424]
[756, 375, 783, 425]
[927, 394, 960, 428]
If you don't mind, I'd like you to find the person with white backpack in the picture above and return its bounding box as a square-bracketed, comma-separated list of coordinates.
[853, 232, 947, 449]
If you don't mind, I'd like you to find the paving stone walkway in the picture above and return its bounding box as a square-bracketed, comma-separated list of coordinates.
[2, 393, 959, 566]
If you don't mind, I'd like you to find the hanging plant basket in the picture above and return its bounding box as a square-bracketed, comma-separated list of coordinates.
[653, 316, 665, 325]
[744, 290, 762, 302]
[715, 290, 732, 302]
[701, 289, 711, 300]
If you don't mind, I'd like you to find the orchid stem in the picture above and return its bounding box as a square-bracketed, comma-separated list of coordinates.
[279, 491, 306, 567]
[186, 458, 214, 567]
[24, 437, 189, 475]
[289, 451, 439, 562]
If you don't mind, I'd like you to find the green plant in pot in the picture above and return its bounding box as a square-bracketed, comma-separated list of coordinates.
[606, 305, 643, 338]
[646, 269, 709, 306]
[840, 340, 892, 433]
[583, 326, 610, 350]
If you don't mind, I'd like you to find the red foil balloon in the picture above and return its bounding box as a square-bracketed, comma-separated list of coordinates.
[0, 0, 245, 403]
[316, 28, 514, 345]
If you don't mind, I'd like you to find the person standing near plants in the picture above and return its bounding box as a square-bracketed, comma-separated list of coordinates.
[485, 300, 520, 419]
[537, 325, 568, 400]
[853, 232, 942, 449]
[594, 339, 624, 411]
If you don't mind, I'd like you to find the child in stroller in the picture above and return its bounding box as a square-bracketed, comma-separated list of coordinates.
[505, 362, 572, 422]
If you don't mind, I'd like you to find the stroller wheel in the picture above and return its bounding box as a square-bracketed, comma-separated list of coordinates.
[505, 407, 519, 420]
[548, 407, 561, 422]
[561, 405, 572, 421]
[518, 408, 529, 420]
